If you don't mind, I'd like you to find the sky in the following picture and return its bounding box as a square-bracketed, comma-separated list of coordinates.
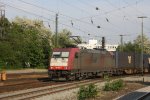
[0, 0, 150, 44]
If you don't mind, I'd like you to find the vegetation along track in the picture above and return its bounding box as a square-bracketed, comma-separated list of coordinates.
[0, 79, 103, 100]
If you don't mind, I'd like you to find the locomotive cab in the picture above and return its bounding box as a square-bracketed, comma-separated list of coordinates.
[48, 48, 79, 80]
[50, 51, 69, 70]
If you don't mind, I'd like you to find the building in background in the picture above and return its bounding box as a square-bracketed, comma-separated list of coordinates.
[77, 39, 118, 51]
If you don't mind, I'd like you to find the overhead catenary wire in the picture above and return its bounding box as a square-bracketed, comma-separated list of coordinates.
[99, 0, 149, 34]
[16, 0, 101, 29]
[14, 0, 143, 36]
[77, 0, 96, 8]
[61, 0, 94, 16]
[9, 2, 102, 36]
[122, 0, 150, 32]
[9, 0, 108, 37]
[79, 0, 145, 19]
[2, 0, 149, 43]
[0, 1, 94, 36]
[16, 0, 148, 32]
[16, 0, 133, 33]
[110, 0, 150, 33]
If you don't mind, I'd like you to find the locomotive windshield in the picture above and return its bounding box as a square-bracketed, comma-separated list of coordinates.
[61, 52, 69, 57]
[52, 52, 69, 58]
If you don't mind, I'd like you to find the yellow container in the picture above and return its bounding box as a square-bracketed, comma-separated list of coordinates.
[1, 71, 6, 81]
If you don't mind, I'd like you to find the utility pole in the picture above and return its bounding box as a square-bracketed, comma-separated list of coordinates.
[138, 16, 147, 81]
[0, 5, 5, 18]
[119, 34, 128, 51]
[55, 13, 58, 47]
[119, 34, 131, 51]
[120, 35, 123, 51]
[0, 4, 5, 38]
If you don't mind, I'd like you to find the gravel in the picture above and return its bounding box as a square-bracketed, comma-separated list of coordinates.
[33, 81, 106, 100]
[35, 88, 78, 100]
[34, 75, 150, 100]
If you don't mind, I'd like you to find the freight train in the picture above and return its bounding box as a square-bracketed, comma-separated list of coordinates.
[48, 48, 150, 80]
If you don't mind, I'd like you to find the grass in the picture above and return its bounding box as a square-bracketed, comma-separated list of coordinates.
[77, 84, 98, 100]
[103, 79, 124, 91]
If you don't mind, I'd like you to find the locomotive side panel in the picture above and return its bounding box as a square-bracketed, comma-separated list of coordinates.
[67, 48, 79, 70]
[103, 53, 115, 69]
[73, 50, 102, 72]
[76, 52, 100, 72]
[73, 50, 115, 72]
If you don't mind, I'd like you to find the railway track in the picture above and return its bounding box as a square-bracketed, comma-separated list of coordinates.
[0, 78, 55, 93]
[0, 79, 39, 87]
[0, 74, 140, 90]
[0, 79, 102, 100]
[0, 73, 48, 88]
[0, 74, 129, 93]
[0, 74, 147, 100]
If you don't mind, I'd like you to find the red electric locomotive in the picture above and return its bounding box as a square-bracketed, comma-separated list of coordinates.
[48, 48, 79, 80]
[48, 48, 117, 80]
[48, 47, 150, 80]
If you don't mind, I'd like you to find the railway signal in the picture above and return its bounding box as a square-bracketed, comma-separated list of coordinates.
[102, 37, 105, 49]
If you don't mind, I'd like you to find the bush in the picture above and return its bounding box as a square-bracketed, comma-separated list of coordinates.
[104, 74, 110, 82]
[103, 79, 124, 91]
[103, 82, 111, 91]
[78, 86, 88, 100]
[78, 84, 98, 100]
[111, 79, 124, 91]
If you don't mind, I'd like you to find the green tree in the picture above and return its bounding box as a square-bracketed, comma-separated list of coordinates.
[12, 17, 52, 68]
[117, 34, 150, 54]
[117, 42, 141, 53]
[51, 29, 77, 48]
[0, 17, 52, 69]
[0, 17, 16, 69]
[134, 34, 150, 54]
[0, 16, 78, 70]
